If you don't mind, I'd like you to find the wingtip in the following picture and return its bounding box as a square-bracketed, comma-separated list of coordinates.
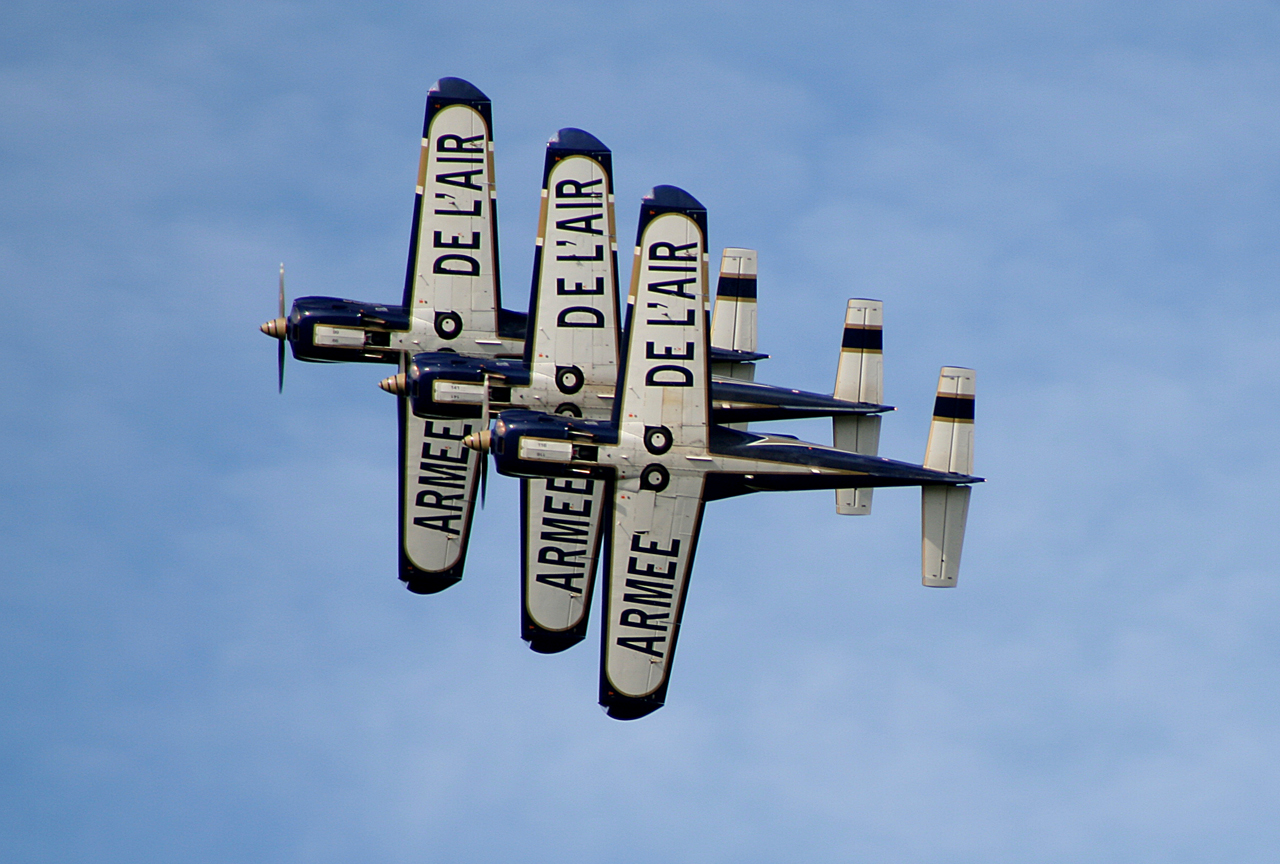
[429, 76, 488, 101]
[548, 127, 609, 153]
[644, 184, 704, 212]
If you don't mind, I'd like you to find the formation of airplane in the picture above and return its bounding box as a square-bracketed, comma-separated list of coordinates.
[261, 77, 982, 718]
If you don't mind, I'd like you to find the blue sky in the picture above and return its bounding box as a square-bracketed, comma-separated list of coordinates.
[3, 2, 1279, 861]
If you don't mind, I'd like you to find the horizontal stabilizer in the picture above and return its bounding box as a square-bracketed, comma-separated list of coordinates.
[922, 486, 970, 587]
[833, 299, 884, 514]
[833, 415, 881, 515]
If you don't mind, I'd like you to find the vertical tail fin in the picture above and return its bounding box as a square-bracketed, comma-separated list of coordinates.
[710, 248, 757, 353]
[833, 299, 884, 515]
[924, 367, 974, 475]
[710, 248, 758, 383]
[921, 367, 975, 586]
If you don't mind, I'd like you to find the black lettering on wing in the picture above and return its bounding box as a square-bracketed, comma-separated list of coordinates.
[541, 517, 590, 545]
[554, 178, 602, 198]
[555, 213, 604, 235]
[537, 546, 585, 566]
[415, 489, 463, 511]
[433, 231, 481, 250]
[616, 636, 666, 657]
[648, 241, 697, 261]
[547, 477, 595, 495]
[535, 572, 584, 594]
[557, 307, 605, 328]
[556, 277, 605, 296]
[437, 134, 484, 153]
[622, 578, 673, 608]
[626, 555, 678, 580]
[630, 533, 680, 557]
[417, 463, 469, 489]
[435, 169, 485, 190]
[433, 255, 480, 276]
[646, 341, 695, 361]
[412, 513, 462, 535]
[645, 365, 693, 387]
[423, 420, 469, 441]
[543, 496, 592, 517]
[619, 608, 669, 631]
[647, 277, 698, 299]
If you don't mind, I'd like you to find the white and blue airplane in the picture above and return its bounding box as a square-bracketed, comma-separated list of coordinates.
[465, 186, 980, 719]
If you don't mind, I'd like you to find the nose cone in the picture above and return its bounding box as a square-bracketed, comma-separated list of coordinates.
[462, 430, 491, 452]
[378, 373, 407, 395]
[260, 317, 287, 339]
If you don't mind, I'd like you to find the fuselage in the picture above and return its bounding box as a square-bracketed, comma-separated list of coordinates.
[398, 350, 894, 424]
[482, 409, 980, 499]
[283, 295, 527, 364]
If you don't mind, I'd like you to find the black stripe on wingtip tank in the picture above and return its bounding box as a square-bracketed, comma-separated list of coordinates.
[841, 326, 883, 351]
[715, 275, 757, 299]
[932, 394, 975, 420]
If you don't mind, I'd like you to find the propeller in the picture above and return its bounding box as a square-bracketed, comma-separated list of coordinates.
[277, 263, 286, 392]
[479, 371, 491, 508]
[259, 263, 288, 392]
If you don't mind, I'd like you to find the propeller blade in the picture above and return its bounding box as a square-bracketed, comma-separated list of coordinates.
[277, 263, 286, 392]
[479, 371, 490, 508]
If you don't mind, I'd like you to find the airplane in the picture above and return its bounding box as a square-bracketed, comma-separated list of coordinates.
[464, 185, 981, 719]
[258, 77, 521, 594]
[375, 131, 895, 651]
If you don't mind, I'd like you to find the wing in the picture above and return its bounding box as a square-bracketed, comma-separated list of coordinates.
[399, 398, 482, 593]
[520, 475, 609, 652]
[524, 129, 620, 418]
[601, 185, 712, 718]
[614, 185, 711, 449]
[599, 471, 706, 719]
[514, 130, 619, 649]
[402, 77, 502, 343]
